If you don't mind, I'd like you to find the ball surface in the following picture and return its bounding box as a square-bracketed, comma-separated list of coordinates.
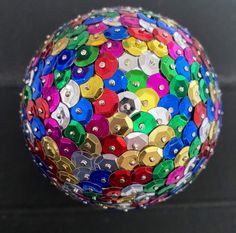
[20, 6, 222, 210]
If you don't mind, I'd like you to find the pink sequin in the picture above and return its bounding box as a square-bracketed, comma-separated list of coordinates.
[178, 29, 192, 45]
[120, 15, 140, 27]
[184, 47, 194, 65]
[85, 114, 109, 139]
[87, 22, 108, 34]
[100, 40, 124, 57]
[147, 73, 169, 97]
[44, 118, 62, 141]
[166, 166, 185, 185]
[168, 41, 183, 60]
[41, 73, 54, 89]
[42, 86, 60, 112]
[215, 100, 220, 121]
[59, 138, 78, 159]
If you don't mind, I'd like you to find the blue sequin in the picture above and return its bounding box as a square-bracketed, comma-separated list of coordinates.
[33, 59, 44, 80]
[179, 96, 193, 120]
[163, 137, 184, 159]
[192, 157, 207, 175]
[104, 26, 129, 40]
[156, 20, 176, 35]
[30, 117, 45, 139]
[32, 154, 44, 168]
[158, 94, 180, 117]
[80, 181, 102, 194]
[32, 154, 52, 175]
[137, 13, 157, 24]
[72, 64, 94, 85]
[104, 69, 127, 93]
[90, 170, 111, 188]
[219, 104, 223, 127]
[207, 98, 215, 122]
[42, 55, 58, 75]
[70, 98, 93, 125]
[31, 78, 42, 100]
[56, 49, 76, 71]
[182, 121, 198, 145]
[83, 16, 104, 25]
[176, 56, 191, 81]
[200, 65, 210, 86]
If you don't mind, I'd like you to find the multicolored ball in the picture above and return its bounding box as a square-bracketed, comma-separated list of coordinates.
[19, 6, 223, 211]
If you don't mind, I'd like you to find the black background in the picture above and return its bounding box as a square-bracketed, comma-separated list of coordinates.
[0, 1, 236, 233]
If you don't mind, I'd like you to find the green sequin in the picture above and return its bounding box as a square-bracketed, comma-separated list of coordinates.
[131, 112, 156, 135]
[22, 85, 32, 103]
[156, 184, 175, 196]
[83, 191, 101, 200]
[168, 114, 188, 138]
[199, 79, 210, 103]
[153, 160, 174, 179]
[67, 25, 87, 37]
[170, 75, 189, 98]
[53, 26, 72, 43]
[189, 136, 202, 158]
[54, 69, 71, 90]
[101, 12, 120, 17]
[126, 70, 147, 93]
[144, 179, 165, 193]
[160, 55, 178, 81]
[191, 62, 201, 80]
[74, 45, 99, 67]
[67, 31, 89, 50]
[63, 120, 86, 146]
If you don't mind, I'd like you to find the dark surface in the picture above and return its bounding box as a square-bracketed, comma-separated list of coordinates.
[0, 1, 235, 233]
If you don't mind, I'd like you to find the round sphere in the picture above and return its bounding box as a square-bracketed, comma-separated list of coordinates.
[20, 6, 222, 210]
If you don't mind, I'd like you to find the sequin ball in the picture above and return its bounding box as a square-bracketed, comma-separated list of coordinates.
[20, 6, 223, 211]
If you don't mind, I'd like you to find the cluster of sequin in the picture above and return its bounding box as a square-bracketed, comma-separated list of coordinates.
[20, 6, 222, 211]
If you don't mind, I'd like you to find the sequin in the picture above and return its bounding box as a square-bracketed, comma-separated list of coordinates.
[122, 37, 147, 56]
[72, 64, 94, 85]
[60, 80, 80, 108]
[51, 102, 70, 129]
[147, 73, 169, 97]
[70, 98, 93, 125]
[87, 22, 109, 35]
[95, 53, 118, 79]
[131, 111, 157, 134]
[104, 26, 129, 40]
[163, 137, 184, 159]
[158, 94, 180, 117]
[85, 114, 109, 139]
[93, 88, 119, 117]
[56, 49, 76, 71]
[42, 56, 57, 75]
[30, 117, 45, 139]
[118, 91, 141, 116]
[42, 86, 60, 113]
[138, 51, 160, 75]
[104, 69, 127, 93]
[182, 121, 198, 145]
[100, 40, 124, 57]
[125, 132, 148, 151]
[120, 15, 140, 27]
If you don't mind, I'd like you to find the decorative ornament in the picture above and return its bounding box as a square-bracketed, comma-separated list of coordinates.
[20, 6, 223, 211]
